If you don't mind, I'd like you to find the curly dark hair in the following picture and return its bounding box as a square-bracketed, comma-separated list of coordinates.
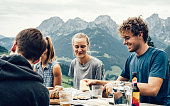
[118, 17, 149, 43]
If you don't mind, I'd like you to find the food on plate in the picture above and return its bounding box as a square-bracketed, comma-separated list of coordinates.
[73, 96, 89, 100]
[54, 85, 63, 91]
[49, 86, 63, 99]
[50, 99, 60, 105]
[47, 87, 53, 90]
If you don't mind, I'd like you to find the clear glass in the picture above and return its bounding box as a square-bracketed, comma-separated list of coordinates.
[112, 81, 133, 106]
[59, 88, 72, 105]
[92, 85, 103, 99]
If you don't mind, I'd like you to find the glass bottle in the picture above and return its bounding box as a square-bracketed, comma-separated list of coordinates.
[132, 72, 140, 106]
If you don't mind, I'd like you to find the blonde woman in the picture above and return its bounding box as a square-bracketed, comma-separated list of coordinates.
[68, 33, 105, 89]
[34, 36, 61, 87]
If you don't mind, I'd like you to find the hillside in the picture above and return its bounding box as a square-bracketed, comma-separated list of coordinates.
[0, 35, 5, 39]
[0, 37, 14, 50]
[0, 46, 8, 54]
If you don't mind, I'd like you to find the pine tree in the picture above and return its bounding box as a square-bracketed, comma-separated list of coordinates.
[60, 64, 69, 75]
[147, 36, 154, 47]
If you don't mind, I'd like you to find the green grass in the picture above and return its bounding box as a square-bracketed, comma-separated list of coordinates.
[111, 65, 122, 76]
[62, 75, 73, 88]
[62, 83, 72, 88]
[0, 52, 9, 55]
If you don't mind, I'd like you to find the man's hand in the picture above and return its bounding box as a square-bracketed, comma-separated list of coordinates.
[103, 81, 130, 94]
[83, 79, 100, 86]
[83, 79, 109, 86]
[103, 82, 114, 94]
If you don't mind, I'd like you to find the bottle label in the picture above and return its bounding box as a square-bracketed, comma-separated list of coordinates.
[132, 77, 137, 83]
[132, 92, 140, 106]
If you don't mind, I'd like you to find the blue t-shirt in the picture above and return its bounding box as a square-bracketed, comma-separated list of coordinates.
[120, 47, 169, 105]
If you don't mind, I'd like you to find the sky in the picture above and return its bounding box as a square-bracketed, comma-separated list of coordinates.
[0, 0, 170, 37]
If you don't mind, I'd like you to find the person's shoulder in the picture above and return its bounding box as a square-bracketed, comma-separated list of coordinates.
[51, 60, 59, 65]
[53, 62, 60, 68]
[91, 56, 102, 62]
[1, 54, 23, 61]
[0, 54, 9, 61]
[91, 56, 103, 65]
[35, 61, 41, 68]
[53, 63, 61, 74]
[149, 46, 162, 52]
[147, 47, 169, 63]
[71, 58, 77, 64]
[51, 60, 61, 69]
[149, 47, 167, 56]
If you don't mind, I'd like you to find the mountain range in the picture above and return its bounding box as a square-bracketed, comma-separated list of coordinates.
[0, 13, 169, 72]
[0, 35, 5, 39]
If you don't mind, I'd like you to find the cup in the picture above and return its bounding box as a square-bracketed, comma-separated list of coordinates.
[92, 85, 103, 99]
[112, 81, 133, 106]
[59, 88, 72, 106]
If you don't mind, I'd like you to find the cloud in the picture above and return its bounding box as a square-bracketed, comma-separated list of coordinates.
[0, 0, 170, 37]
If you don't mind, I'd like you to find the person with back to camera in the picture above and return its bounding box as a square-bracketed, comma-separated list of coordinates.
[0, 28, 49, 106]
[68, 33, 105, 90]
[34, 36, 62, 87]
[84, 17, 170, 105]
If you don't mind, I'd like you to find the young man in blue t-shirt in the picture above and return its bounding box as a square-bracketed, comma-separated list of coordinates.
[85, 17, 169, 105]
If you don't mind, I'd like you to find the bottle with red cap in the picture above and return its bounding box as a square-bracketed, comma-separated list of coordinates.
[132, 72, 140, 106]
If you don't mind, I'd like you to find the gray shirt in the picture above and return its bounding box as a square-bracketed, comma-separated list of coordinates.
[68, 56, 105, 89]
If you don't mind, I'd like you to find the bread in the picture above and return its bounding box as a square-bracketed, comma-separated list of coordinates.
[47, 87, 53, 90]
[54, 86, 63, 91]
[50, 99, 60, 105]
[49, 86, 63, 99]
[80, 80, 90, 92]
[61, 104, 71, 106]
[49, 90, 56, 99]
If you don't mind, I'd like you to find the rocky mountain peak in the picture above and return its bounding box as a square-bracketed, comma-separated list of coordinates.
[35, 13, 169, 46]
[37, 16, 64, 36]
[57, 17, 88, 36]
[64, 17, 88, 27]
[150, 13, 159, 18]
[146, 13, 162, 29]
[146, 13, 170, 45]
[94, 15, 112, 23]
[93, 15, 117, 26]
[0, 35, 5, 39]
[88, 15, 118, 38]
